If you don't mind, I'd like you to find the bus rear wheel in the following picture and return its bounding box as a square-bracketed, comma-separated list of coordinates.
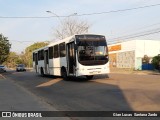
[86, 75, 94, 80]
[61, 68, 68, 81]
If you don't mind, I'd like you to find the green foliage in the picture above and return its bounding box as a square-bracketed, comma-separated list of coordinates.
[3, 42, 48, 68]
[151, 54, 160, 69]
[25, 42, 49, 53]
[0, 34, 11, 64]
[23, 42, 49, 67]
[3, 52, 21, 68]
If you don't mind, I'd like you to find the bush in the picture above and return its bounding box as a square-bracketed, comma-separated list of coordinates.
[151, 54, 160, 70]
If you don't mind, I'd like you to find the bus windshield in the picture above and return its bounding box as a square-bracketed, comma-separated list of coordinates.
[77, 38, 109, 66]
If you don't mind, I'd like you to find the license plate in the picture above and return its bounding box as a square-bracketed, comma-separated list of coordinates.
[90, 71, 100, 74]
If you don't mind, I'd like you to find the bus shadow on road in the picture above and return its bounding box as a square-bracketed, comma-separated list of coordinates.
[35, 75, 133, 111]
[35, 74, 111, 89]
[63, 74, 110, 82]
[39, 74, 110, 83]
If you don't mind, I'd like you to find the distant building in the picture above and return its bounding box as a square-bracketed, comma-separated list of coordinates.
[108, 40, 160, 70]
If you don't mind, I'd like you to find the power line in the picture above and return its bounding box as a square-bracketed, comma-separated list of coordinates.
[11, 29, 160, 44]
[133, 22, 160, 30]
[113, 22, 160, 36]
[0, 16, 52, 19]
[122, 30, 160, 39]
[10, 40, 50, 43]
[0, 3, 160, 18]
[76, 3, 160, 17]
[10, 27, 160, 43]
[108, 28, 160, 44]
[108, 28, 160, 41]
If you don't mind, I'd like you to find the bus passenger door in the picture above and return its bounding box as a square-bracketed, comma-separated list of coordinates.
[44, 50, 49, 74]
[35, 53, 38, 73]
[67, 42, 76, 76]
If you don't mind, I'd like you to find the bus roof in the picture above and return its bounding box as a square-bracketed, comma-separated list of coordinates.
[32, 34, 105, 53]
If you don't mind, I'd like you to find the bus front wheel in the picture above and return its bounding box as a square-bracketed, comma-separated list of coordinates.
[86, 75, 93, 80]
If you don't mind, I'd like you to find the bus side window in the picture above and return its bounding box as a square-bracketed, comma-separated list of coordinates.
[59, 42, 66, 57]
[41, 50, 44, 60]
[49, 46, 53, 59]
[35, 53, 38, 65]
[38, 51, 41, 60]
[54, 44, 59, 58]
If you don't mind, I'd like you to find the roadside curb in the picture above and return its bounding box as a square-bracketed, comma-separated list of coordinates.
[110, 71, 160, 75]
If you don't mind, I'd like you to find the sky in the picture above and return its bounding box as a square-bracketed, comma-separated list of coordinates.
[0, 0, 160, 53]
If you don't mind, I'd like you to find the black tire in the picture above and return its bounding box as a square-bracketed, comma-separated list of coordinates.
[61, 68, 68, 81]
[40, 68, 45, 77]
[86, 75, 94, 80]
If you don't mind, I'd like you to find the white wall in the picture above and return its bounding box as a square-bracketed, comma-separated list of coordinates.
[108, 40, 136, 54]
[109, 40, 160, 70]
[135, 40, 160, 58]
[121, 40, 136, 52]
[134, 40, 160, 70]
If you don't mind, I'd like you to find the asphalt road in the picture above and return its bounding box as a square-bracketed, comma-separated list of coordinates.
[1, 70, 160, 112]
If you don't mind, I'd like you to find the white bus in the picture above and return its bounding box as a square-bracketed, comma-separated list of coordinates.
[32, 34, 109, 80]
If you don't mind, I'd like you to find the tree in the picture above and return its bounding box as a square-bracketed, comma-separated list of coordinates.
[53, 17, 90, 39]
[142, 55, 150, 64]
[0, 34, 11, 64]
[151, 54, 160, 70]
[3, 52, 21, 68]
[23, 42, 49, 67]
[2, 42, 48, 68]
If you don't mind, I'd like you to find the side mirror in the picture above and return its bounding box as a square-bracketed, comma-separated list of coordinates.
[105, 55, 109, 62]
[74, 44, 78, 50]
